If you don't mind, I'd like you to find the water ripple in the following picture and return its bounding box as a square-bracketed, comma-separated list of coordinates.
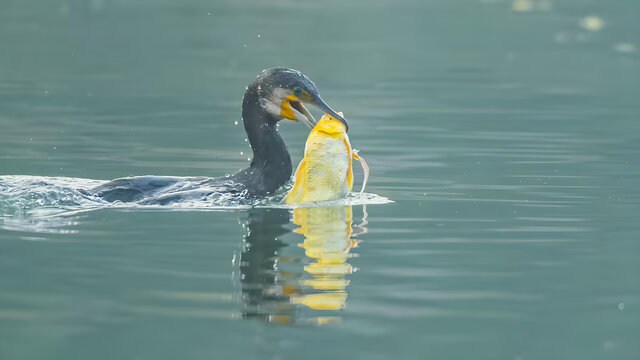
[0, 175, 391, 233]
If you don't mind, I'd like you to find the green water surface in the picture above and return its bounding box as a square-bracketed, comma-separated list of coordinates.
[1, 0, 639, 359]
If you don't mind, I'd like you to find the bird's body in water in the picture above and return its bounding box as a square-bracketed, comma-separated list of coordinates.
[92, 68, 347, 204]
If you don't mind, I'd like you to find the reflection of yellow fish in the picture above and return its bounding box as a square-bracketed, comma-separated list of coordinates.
[284, 112, 368, 204]
[289, 205, 356, 311]
[238, 205, 368, 325]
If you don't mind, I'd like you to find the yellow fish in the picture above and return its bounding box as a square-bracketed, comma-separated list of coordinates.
[284, 112, 368, 204]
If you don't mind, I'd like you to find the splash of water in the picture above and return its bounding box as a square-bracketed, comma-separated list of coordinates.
[0, 175, 391, 233]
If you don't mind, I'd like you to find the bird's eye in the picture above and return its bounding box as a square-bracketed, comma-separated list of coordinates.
[293, 87, 302, 97]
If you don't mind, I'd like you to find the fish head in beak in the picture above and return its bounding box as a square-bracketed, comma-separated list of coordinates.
[279, 87, 348, 132]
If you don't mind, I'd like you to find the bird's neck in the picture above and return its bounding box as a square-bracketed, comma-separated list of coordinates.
[240, 85, 292, 194]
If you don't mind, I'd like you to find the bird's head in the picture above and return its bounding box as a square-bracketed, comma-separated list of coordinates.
[255, 67, 348, 131]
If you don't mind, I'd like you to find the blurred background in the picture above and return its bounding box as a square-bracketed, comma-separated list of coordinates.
[1, 0, 639, 359]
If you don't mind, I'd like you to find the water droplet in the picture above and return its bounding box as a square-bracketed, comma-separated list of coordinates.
[243, 44, 247, 47]
[580, 16, 605, 32]
[537, 0, 553, 11]
[53, 146, 57, 150]
[613, 42, 636, 54]
[554, 32, 569, 44]
[512, 0, 528, 12]
[247, 157, 251, 161]
[576, 33, 588, 43]
[240, 151, 244, 155]
[244, 138, 248, 142]
[234, 121, 238, 125]
[511, 0, 536, 12]
[618, 302, 625, 310]
[257, 34, 261, 38]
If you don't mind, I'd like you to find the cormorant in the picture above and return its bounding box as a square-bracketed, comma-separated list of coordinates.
[91, 68, 347, 204]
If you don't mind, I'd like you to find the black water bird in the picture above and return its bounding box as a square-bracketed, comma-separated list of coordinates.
[92, 68, 346, 204]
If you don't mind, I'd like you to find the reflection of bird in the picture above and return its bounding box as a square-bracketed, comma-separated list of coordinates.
[92, 68, 346, 204]
[238, 208, 290, 322]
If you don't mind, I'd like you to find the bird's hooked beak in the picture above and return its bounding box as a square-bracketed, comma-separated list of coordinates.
[282, 94, 348, 132]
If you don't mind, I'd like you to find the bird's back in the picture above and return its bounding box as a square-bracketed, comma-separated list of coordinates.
[92, 175, 244, 205]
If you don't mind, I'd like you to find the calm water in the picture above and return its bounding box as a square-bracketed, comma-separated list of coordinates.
[1, 0, 639, 359]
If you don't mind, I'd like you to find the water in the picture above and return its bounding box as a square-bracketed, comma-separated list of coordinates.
[1, 0, 639, 359]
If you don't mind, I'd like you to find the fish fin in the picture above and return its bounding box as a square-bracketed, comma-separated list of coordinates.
[352, 149, 369, 194]
[284, 157, 309, 204]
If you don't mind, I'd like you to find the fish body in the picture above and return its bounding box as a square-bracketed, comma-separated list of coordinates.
[284, 113, 355, 204]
